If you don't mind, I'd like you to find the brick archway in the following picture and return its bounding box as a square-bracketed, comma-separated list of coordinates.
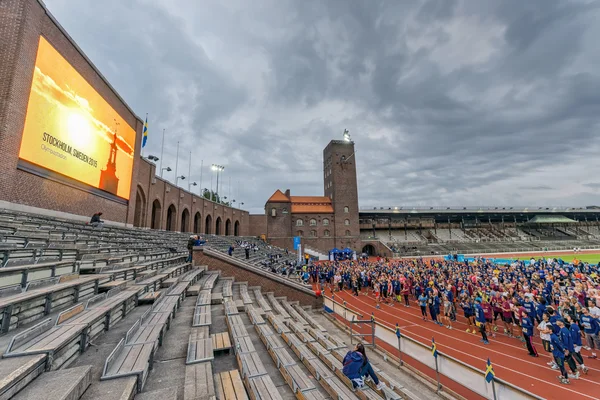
[205, 214, 212, 234]
[166, 204, 177, 231]
[181, 208, 190, 232]
[194, 212, 201, 233]
[151, 199, 161, 229]
[133, 185, 146, 227]
[215, 217, 222, 235]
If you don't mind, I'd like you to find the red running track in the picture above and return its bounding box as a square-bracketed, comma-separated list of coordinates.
[323, 288, 600, 400]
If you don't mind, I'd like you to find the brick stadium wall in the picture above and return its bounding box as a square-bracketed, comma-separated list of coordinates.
[194, 247, 323, 308]
[131, 158, 249, 233]
[291, 213, 336, 253]
[248, 214, 266, 237]
[0, 0, 250, 234]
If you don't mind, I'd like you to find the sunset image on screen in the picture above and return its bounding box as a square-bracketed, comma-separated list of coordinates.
[19, 36, 136, 199]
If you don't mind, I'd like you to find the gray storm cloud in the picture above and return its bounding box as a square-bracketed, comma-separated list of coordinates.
[44, 0, 600, 213]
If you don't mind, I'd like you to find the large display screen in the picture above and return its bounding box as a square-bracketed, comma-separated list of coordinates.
[19, 36, 136, 200]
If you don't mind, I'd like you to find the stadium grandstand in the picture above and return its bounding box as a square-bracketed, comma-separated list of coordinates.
[0, 207, 436, 400]
[359, 206, 600, 257]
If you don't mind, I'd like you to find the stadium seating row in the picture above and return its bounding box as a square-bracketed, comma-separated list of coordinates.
[0, 207, 432, 400]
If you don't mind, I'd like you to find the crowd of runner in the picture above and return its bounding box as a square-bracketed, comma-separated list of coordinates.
[306, 256, 600, 385]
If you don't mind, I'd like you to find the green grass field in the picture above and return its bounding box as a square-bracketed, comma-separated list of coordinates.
[514, 253, 600, 264]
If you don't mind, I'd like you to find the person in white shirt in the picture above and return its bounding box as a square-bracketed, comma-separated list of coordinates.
[334, 274, 342, 292]
[537, 313, 556, 369]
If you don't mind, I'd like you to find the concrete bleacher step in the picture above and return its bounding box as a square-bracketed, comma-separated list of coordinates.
[184, 361, 217, 400]
[0, 354, 46, 399]
[134, 386, 179, 399]
[13, 365, 92, 400]
[80, 376, 138, 400]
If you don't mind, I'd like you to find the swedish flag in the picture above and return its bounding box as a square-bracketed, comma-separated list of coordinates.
[395, 324, 401, 338]
[485, 358, 495, 383]
[142, 115, 148, 148]
[431, 337, 438, 358]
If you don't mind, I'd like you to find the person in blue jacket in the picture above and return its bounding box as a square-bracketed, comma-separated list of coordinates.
[556, 319, 579, 380]
[427, 291, 442, 326]
[565, 313, 588, 374]
[547, 307, 560, 334]
[523, 295, 536, 321]
[550, 330, 570, 384]
[343, 343, 386, 390]
[535, 298, 547, 324]
[474, 298, 489, 344]
[521, 314, 538, 357]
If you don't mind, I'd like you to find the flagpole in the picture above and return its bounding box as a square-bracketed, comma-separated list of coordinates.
[175, 141, 179, 185]
[199, 160, 203, 196]
[188, 151, 192, 191]
[434, 356, 440, 393]
[159, 129, 165, 175]
[486, 358, 497, 400]
[395, 323, 403, 367]
[141, 113, 147, 157]
[432, 338, 440, 393]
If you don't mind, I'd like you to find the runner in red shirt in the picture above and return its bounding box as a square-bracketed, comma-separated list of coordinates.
[490, 293, 503, 332]
[501, 295, 514, 337]
[481, 297, 495, 338]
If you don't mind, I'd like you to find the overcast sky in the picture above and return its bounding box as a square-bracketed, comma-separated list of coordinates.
[44, 0, 600, 214]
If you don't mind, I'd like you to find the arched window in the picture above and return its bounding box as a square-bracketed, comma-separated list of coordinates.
[310, 230, 317, 237]
[297, 230, 303, 237]
[282, 208, 288, 214]
[345, 230, 351, 236]
[322, 218, 329, 226]
[344, 206, 349, 213]
[296, 219, 304, 226]
[344, 219, 350, 225]
[324, 230, 330, 237]
[309, 218, 317, 226]
[271, 208, 277, 217]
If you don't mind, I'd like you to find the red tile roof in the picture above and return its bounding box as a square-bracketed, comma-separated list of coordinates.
[267, 189, 290, 203]
[267, 191, 333, 213]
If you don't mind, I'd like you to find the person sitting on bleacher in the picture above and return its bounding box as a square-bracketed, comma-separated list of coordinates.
[90, 212, 104, 228]
[342, 343, 385, 390]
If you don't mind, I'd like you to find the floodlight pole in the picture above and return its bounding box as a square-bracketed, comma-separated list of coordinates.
[159, 129, 165, 173]
[199, 160, 203, 195]
[175, 141, 179, 185]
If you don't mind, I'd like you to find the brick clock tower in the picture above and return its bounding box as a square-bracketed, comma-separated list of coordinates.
[323, 136, 361, 250]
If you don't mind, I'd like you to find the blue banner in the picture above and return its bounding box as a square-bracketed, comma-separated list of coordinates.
[293, 236, 301, 250]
